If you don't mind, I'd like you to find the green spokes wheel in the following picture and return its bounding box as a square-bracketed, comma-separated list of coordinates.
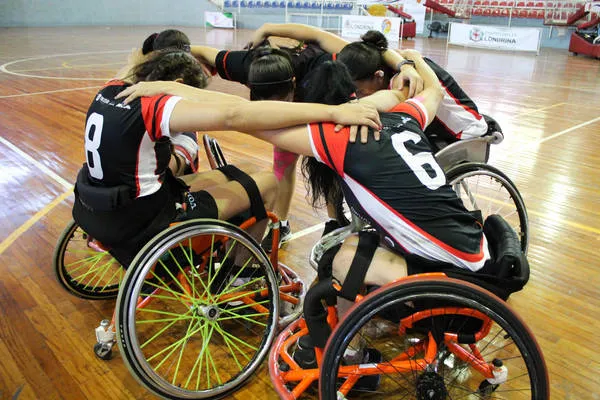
[117, 219, 279, 399]
[53, 220, 123, 299]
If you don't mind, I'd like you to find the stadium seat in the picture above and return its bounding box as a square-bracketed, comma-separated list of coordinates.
[473, 7, 483, 14]
[501, 7, 510, 15]
[474, 0, 482, 5]
[224, 0, 231, 6]
[492, 7, 501, 15]
[519, 8, 528, 16]
[483, 7, 492, 14]
[491, 0, 499, 6]
[516, 1, 525, 7]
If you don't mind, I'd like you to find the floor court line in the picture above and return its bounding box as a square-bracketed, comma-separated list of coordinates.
[0, 86, 101, 99]
[0, 190, 72, 255]
[1, 50, 129, 81]
[516, 102, 566, 117]
[0, 137, 73, 189]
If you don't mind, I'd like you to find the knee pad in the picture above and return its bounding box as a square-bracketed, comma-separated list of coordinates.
[171, 133, 198, 167]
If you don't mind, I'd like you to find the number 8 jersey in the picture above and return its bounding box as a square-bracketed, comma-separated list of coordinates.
[308, 99, 490, 272]
[83, 80, 182, 198]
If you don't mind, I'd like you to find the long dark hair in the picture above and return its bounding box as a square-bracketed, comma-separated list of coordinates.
[248, 46, 295, 101]
[131, 48, 207, 88]
[337, 30, 391, 81]
[142, 29, 192, 55]
[300, 61, 357, 225]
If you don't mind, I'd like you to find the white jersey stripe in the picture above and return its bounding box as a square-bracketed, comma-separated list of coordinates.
[437, 85, 488, 139]
[344, 175, 490, 271]
[159, 96, 182, 138]
[136, 132, 162, 198]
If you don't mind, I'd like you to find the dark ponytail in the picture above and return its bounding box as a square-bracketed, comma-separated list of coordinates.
[141, 29, 192, 55]
[248, 46, 295, 101]
[337, 30, 389, 81]
[131, 48, 207, 88]
[299, 61, 355, 226]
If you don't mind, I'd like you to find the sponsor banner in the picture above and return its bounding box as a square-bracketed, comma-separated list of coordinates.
[341, 15, 401, 42]
[204, 11, 234, 28]
[448, 23, 541, 53]
[584, 0, 600, 12]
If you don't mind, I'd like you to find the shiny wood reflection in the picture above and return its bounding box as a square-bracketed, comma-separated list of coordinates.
[0, 26, 599, 399]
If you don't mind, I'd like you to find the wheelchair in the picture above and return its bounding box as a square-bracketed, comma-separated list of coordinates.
[269, 210, 548, 399]
[53, 136, 307, 399]
[52, 126, 535, 399]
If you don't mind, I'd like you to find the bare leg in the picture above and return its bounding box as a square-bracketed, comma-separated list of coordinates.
[331, 235, 407, 360]
[332, 235, 408, 288]
[272, 148, 299, 220]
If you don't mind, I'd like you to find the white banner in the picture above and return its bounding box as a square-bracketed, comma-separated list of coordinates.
[341, 15, 401, 42]
[448, 23, 541, 53]
[204, 11, 234, 29]
[401, 0, 426, 34]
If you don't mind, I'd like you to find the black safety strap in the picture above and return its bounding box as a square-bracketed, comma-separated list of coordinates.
[339, 231, 380, 301]
[218, 164, 267, 221]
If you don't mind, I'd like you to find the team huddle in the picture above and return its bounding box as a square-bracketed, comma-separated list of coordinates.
[73, 25, 514, 293]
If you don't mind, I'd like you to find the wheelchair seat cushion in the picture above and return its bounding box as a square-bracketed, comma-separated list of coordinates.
[405, 214, 529, 300]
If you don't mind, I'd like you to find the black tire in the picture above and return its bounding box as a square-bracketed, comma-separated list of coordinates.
[53, 220, 122, 299]
[116, 219, 279, 399]
[320, 276, 549, 399]
[446, 162, 529, 253]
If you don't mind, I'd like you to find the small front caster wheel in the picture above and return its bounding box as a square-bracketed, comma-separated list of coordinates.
[94, 342, 113, 360]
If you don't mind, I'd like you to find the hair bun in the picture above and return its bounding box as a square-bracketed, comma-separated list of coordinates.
[361, 30, 388, 51]
[142, 33, 159, 55]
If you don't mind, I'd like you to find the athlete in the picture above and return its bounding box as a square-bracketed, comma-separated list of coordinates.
[115, 50, 492, 282]
[72, 48, 381, 267]
[248, 23, 500, 143]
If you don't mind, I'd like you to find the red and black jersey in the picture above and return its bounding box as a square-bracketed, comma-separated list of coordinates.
[83, 80, 182, 198]
[215, 43, 334, 85]
[308, 99, 490, 271]
[389, 57, 488, 141]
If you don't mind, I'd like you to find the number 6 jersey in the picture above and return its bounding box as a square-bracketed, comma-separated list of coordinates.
[308, 99, 490, 272]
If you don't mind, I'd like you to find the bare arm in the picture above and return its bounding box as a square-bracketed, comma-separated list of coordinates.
[169, 99, 381, 134]
[383, 49, 424, 98]
[398, 50, 443, 127]
[190, 45, 220, 67]
[116, 81, 246, 104]
[249, 23, 349, 54]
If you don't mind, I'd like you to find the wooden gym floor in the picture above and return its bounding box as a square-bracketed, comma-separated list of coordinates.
[0, 26, 599, 399]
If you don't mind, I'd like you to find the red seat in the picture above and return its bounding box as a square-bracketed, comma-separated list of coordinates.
[473, 7, 483, 14]
[506, 0, 515, 5]
[483, 7, 492, 14]
[535, 1, 544, 7]
[516, 1, 525, 7]
[527, 9, 537, 16]
[491, 0, 499, 5]
[492, 7, 501, 15]
[526, 1, 534, 6]
[474, 0, 482, 4]
[537, 9, 545, 17]
[546, 1, 553, 7]
[518, 8, 528, 16]
[501, 7, 510, 15]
